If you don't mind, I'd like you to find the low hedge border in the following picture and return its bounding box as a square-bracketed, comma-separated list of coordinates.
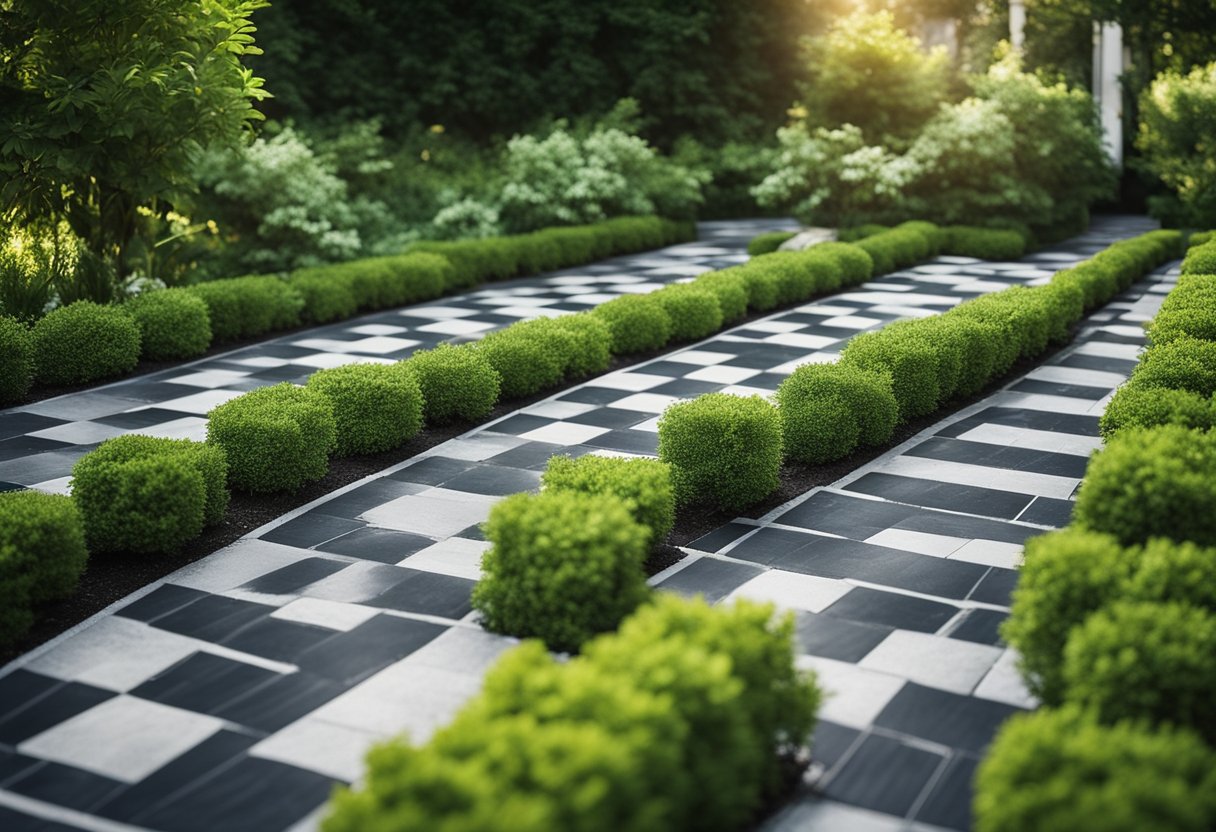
[979, 245, 1216, 829]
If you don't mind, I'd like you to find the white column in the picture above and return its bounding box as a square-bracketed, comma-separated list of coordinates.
[1092, 21, 1124, 168]
[1009, 0, 1026, 51]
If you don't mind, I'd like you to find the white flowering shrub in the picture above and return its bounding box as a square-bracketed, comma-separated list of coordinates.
[430, 198, 501, 240]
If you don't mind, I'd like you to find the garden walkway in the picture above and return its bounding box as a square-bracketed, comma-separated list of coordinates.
[0, 217, 1159, 832]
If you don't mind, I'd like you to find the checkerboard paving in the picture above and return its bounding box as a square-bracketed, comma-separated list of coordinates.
[0, 219, 790, 495]
[0, 217, 1162, 832]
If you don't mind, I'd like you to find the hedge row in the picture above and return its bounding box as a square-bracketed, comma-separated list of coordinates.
[833, 222, 1028, 262]
[0, 217, 693, 405]
[977, 256, 1216, 831]
[0, 491, 88, 643]
[324, 595, 821, 832]
[746, 230, 796, 256]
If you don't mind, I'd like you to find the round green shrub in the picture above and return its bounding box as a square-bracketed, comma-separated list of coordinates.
[593, 294, 672, 354]
[1099, 385, 1213, 438]
[1062, 601, 1216, 741]
[1074, 425, 1216, 546]
[72, 435, 228, 554]
[747, 231, 796, 257]
[736, 262, 782, 311]
[186, 276, 303, 342]
[692, 271, 749, 322]
[1189, 230, 1215, 248]
[839, 328, 940, 420]
[1149, 309, 1216, 345]
[306, 363, 424, 456]
[1181, 241, 1216, 275]
[542, 454, 674, 545]
[398, 344, 500, 424]
[761, 253, 818, 305]
[654, 285, 723, 342]
[475, 327, 564, 399]
[472, 490, 651, 653]
[0, 490, 87, 604]
[0, 315, 34, 404]
[287, 270, 359, 324]
[856, 236, 895, 275]
[1129, 337, 1216, 396]
[0, 543, 34, 644]
[543, 314, 612, 378]
[125, 289, 212, 361]
[658, 393, 783, 510]
[777, 363, 898, 463]
[32, 301, 141, 385]
[206, 383, 336, 494]
[974, 705, 1216, 832]
[814, 242, 873, 287]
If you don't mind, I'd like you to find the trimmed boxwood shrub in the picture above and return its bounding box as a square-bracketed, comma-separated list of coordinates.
[942, 226, 1026, 260]
[472, 490, 651, 653]
[1061, 601, 1216, 741]
[776, 363, 898, 463]
[974, 705, 1216, 832]
[186, 276, 303, 342]
[658, 393, 783, 510]
[813, 242, 873, 287]
[1181, 241, 1216, 275]
[1190, 230, 1215, 248]
[734, 262, 782, 312]
[398, 344, 500, 425]
[337, 252, 449, 310]
[747, 231, 796, 256]
[653, 284, 723, 342]
[475, 327, 564, 399]
[839, 327, 940, 420]
[206, 383, 336, 494]
[306, 364, 424, 456]
[593, 294, 672, 354]
[287, 271, 359, 324]
[1149, 308, 1216, 345]
[125, 289, 212, 361]
[542, 454, 674, 545]
[1128, 337, 1216, 396]
[541, 314, 612, 378]
[0, 490, 87, 638]
[691, 271, 749, 322]
[1099, 385, 1213, 438]
[1074, 425, 1216, 546]
[72, 435, 228, 554]
[32, 301, 141, 385]
[0, 315, 34, 404]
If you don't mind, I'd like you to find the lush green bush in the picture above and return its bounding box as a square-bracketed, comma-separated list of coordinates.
[761, 251, 823, 304]
[32, 301, 142, 385]
[747, 231, 796, 256]
[0, 315, 34, 404]
[541, 314, 612, 378]
[0, 490, 87, 643]
[733, 261, 782, 311]
[658, 393, 783, 510]
[814, 242, 873, 287]
[776, 363, 897, 464]
[1150, 278, 1216, 345]
[286, 270, 359, 325]
[1074, 426, 1216, 546]
[974, 705, 1216, 832]
[206, 383, 336, 494]
[593, 294, 672, 354]
[398, 344, 500, 424]
[1099, 385, 1213, 438]
[475, 327, 565, 400]
[1128, 337, 1216, 396]
[542, 455, 674, 545]
[125, 289, 212, 360]
[942, 226, 1026, 260]
[306, 364, 424, 456]
[839, 327, 940, 420]
[1062, 602, 1216, 741]
[72, 435, 228, 554]
[692, 271, 750, 322]
[472, 490, 651, 653]
[1181, 242, 1216, 276]
[1138, 63, 1216, 229]
[1190, 230, 1215, 247]
[653, 285, 723, 342]
[186, 276, 303, 342]
[327, 252, 449, 310]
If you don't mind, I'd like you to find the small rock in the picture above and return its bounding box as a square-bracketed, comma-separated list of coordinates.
[778, 227, 838, 252]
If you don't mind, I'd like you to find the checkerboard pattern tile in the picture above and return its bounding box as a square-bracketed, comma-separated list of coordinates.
[0, 216, 1163, 831]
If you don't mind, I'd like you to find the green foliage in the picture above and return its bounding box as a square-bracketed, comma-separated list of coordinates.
[840, 327, 940, 420]
[0, 315, 34, 403]
[206, 383, 337, 494]
[32, 301, 140, 385]
[475, 327, 565, 400]
[1190, 230, 1215, 247]
[542, 455, 674, 545]
[692, 271, 750, 322]
[306, 364, 424, 456]
[1074, 426, 1216, 547]
[747, 231, 796, 256]
[814, 242, 874, 286]
[333, 253, 449, 311]
[776, 363, 898, 463]
[0, 0, 269, 271]
[974, 705, 1216, 832]
[0, 490, 86, 612]
[539, 314, 612, 378]
[942, 226, 1026, 260]
[472, 491, 651, 653]
[1181, 242, 1216, 275]
[71, 435, 228, 554]
[286, 272, 359, 325]
[186, 276, 304, 342]
[658, 393, 783, 510]
[798, 11, 951, 143]
[125, 289, 212, 361]
[1129, 337, 1216, 396]
[398, 344, 500, 425]
[1138, 64, 1216, 228]
[593, 294, 672, 354]
[1099, 385, 1213, 438]
[653, 285, 723, 342]
[1062, 602, 1216, 741]
[1149, 275, 1216, 344]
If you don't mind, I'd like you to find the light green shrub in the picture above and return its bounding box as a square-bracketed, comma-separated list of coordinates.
[1099, 385, 1213, 438]
[32, 301, 141, 385]
[542, 455, 674, 545]
[593, 294, 672, 354]
[0, 315, 34, 403]
[653, 285, 723, 342]
[776, 363, 898, 463]
[475, 327, 565, 399]
[0, 490, 87, 606]
[186, 276, 303, 342]
[747, 231, 796, 256]
[306, 364, 424, 456]
[125, 289, 212, 360]
[398, 344, 500, 424]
